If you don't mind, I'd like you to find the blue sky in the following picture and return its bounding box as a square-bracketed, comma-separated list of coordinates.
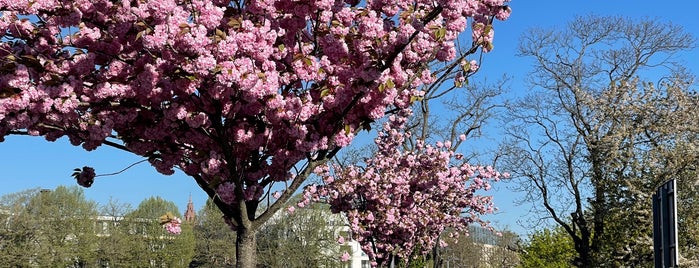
[1, 1, 698, 236]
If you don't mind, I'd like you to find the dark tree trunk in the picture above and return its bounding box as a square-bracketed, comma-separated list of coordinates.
[573, 243, 594, 268]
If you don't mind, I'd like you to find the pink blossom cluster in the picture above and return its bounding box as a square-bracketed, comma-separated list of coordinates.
[0, 0, 510, 234]
[305, 109, 507, 266]
[164, 217, 182, 235]
[340, 251, 351, 262]
[160, 213, 182, 235]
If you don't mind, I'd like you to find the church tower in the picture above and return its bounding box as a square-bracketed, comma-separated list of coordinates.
[184, 194, 196, 223]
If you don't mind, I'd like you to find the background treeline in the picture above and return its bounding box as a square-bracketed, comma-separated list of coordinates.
[0, 186, 194, 267]
[0, 186, 524, 268]
[0, 186, 352, 268]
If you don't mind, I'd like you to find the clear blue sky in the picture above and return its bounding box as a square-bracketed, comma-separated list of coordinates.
[1, 1, 698, 236]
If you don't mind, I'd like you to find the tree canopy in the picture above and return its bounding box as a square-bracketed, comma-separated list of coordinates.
[503, 15, 698, 267]
[0, 0, 512, 266]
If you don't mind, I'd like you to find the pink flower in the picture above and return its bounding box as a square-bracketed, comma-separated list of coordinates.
[161, 214, 182, 235]
[337, 236, 346, 245]
[287, 206, 296, 214]
[365, 212, 375, 222]
[164, 218, 182, 234]
[216, 182, 236, 204]
[495, 6, 512, 21]
[340, 252, 351, 262]
[469, 60, 479, 72]
[272, 191, 282, 199]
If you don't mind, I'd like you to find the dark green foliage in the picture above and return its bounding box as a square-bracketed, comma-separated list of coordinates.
[190, 199, 237, 267]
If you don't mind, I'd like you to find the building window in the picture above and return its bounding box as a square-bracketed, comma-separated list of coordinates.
[361, 260, 371, 268]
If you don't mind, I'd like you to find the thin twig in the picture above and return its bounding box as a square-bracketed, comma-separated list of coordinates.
[95, 159, 149, 177]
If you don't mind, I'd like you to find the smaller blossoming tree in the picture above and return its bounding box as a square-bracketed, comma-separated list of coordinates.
[303, 109, 507, 266]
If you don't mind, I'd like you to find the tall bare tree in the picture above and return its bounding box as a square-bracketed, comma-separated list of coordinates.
[96, 198, 135, 267]
[502, 15, 698, 267]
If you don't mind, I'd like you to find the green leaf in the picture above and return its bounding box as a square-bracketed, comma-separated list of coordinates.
[344, 124, 351, 135]
[385, 78, 395, 89]
[320, 88, 331, 98]
[484, 24, 493, 35]
[410, 95, 423, 103]
[434, 27, 446, 41]
[302, 57, 313, 66]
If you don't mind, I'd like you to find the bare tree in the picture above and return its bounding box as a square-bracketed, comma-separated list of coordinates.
[502, 15, 698, 267]
[439, 226, 520, 268]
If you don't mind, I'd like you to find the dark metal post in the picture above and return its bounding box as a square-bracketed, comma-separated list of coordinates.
[652, 179, 678, 268]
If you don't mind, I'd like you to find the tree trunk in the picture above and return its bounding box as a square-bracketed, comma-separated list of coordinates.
[573, 243, 593, 268]
[236, 226, 257, 268]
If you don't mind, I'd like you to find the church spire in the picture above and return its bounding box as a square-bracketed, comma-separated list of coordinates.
[184, 194, 196, 223]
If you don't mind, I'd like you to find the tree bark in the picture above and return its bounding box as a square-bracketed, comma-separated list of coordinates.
[236, 226, 257, 268]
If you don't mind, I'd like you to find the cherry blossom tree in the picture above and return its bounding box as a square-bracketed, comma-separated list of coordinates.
[304, 109, 507, 266]
[0, 0, 511, 267]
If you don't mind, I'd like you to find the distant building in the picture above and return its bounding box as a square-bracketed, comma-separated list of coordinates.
[438, 226, 521, 268]
[184, 195, 196, 223]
